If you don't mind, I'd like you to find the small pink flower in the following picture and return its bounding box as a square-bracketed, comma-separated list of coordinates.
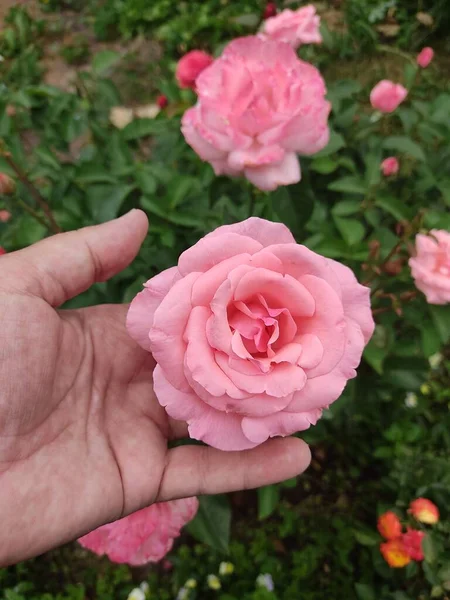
[417, 47, 434, 68]
[370, 80, 408, 113]
[0, 210, 11, 222]
[181, 36, 330, 191]
[127, 217, 374, 451]
[381, 157, 399, 176]
[402, 528, 425, 561]
[176, 50, 214, 89]
[409, 230, 450, 305]
[78, 498, 198, 565]
[261, 6, 322, 49]
[0, 247, 6, 256]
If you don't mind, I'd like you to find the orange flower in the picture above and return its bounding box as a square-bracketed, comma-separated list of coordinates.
[408, 498, 439, 524]
[380, 539, 411, 568]
[377, 511, 402, 540]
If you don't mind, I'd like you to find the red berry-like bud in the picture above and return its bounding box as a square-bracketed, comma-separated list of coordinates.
[157, 94, 169, 109]
[263, 2, 277, 20]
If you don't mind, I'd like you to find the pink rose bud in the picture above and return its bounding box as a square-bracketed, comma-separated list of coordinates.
[417, 47, 434, 68]
[370, 80, 408, 113]
[0, 210, 11, 222]
[261, 5, 322, 49]
[0, 247, 6, 255]
[0, 173, 15, 195]
[79, 498, 198, 565]
[176, 50, 214, 89]
[6, 105, 16, 117]
[263, 2, 277, 20]
[181, 36, 331, 191]
[127, 217, 375, 451]
[381, 157, 399, 176]
[409, 230, 450, 305]
[157, 94, 169, 109]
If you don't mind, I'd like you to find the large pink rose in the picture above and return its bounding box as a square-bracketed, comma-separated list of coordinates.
[78, 498, 198, 566]
[370, 80, 408, 113]
[409, 230, 450, 305]
[261, 6, 322, 48]
[181, 36, 330, 191]
[176, 50, 214, 89]
[127, 218, 374, 451]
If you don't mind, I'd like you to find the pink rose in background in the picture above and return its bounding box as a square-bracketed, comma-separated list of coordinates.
[370, 80, 408, 113]
[127, 218, 374, 451]
[417, 47, 434, 68]
[0, 210, 11, 222]
[261, 6, 322, 49]
[176, 50, 214, 89]
[0, 247, 6, 255]
[409, 230, 450, 305]
[181, 36, 330, 191]
[381, 157, 399, 177]
[78, 497, 198, 566]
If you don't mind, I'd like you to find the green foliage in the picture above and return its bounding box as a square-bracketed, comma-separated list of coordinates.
[1, 3, 450, 600]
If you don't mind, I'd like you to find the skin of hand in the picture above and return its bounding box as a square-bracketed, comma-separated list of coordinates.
[0, 210, 311, 566]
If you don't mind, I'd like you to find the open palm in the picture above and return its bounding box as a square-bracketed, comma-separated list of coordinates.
[0, 210, 310, 566]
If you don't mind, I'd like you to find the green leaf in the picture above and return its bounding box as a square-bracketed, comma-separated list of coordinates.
[429, 305, 450, 344]
[421, 322, 442, 357]
[92, 50, 121, 74]
[187, 495, 231, 553]
[310, 156, 338, 174]
[354, 530, 379, 547]
[272, 187, 299, 231]
[122, 118, 166, 140]
[328, 176, 367, 195]
[423, 534, 436, 564]
[75, 165, 118, 185]
[334, 216, 366, 245]
[364, 325, 391, 374]
[375, 193, 413, 222]
[355, 583, 376, 600]
[314, 130, 346, 157]
[437, 180, 450, 207]
[88, 184, 135, 222]
[383, 357, 428, 390]
[332, 199, 361, 217]
[257, 484, 280, 520]
[382, 136, 426, 161]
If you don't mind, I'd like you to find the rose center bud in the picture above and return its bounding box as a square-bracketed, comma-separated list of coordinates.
[227, 293, 298, 373]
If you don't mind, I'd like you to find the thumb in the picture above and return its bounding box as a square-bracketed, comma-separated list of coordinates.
[5, 210, 148, 307]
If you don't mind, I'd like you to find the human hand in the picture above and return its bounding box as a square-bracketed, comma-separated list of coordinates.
[0, 210, 311, 566]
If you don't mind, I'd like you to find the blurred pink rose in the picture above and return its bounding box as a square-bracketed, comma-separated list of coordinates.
[78, 497, 198, 565]
[370, 80, 408, 113]
[417, 47, 434, 68]
[381, 157, 399, 176]
[181, 36, 330, 191]
[176, 50, 214, 89]
[0, 210, 11, 222]
[261, 6, 322, 48]
[402, 528, 425, 561]
[127, 217, 374, 451]
[0, 247, 6, 256]
[409, 230, 450, 305]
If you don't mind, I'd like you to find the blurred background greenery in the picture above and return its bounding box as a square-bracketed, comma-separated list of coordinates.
[0, 1, 449, 599]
